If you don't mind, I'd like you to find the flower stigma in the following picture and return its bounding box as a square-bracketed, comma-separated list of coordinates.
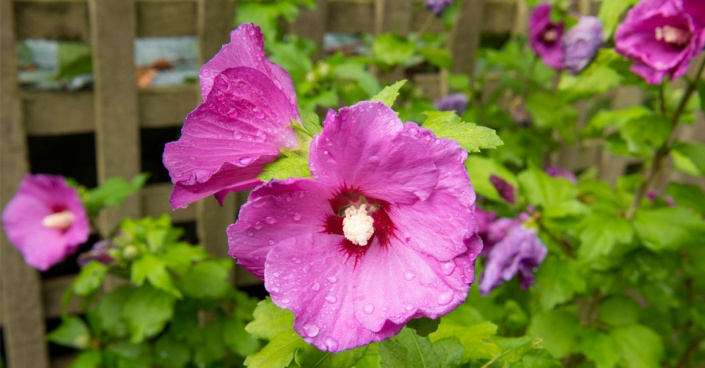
[542, 28, 558, 43]
[655, 25, 690, 46]
[42, 210, 75, 230]
[342, 204, 375, 246]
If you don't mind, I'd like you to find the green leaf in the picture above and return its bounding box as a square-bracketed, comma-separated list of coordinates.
[578, 212, 633, 263]
[598, 0, 640, 40]
[154, 334, 191, 368]
[224, 317, 261, 357]
[406, 317, 440, 337]
[68, 350, 102, 368]
[418, 47, 452, 69]
[429, 304, 501, 362]
[371, 80, 407, 107]
[294, 345, 368, 368]
[558, 50, 623, 100]
[672, 141, 705, 176]
[73, 261, 108, 297]
[177, 260, 232, 299]
[57, 42, 93, 80]
[373, 34, 414, 66]
[131, 254, 182, 298]
[525, 92, 578, 135]
[105, 342, 153, 368]
[578, 330, 620, 368]
[597, 297, 640, 327]
[528, 310, 578, 358]
[533, 257, 586, 311]
[300, 110, 322, 136]
[258, 149, 311, 181]
[620, 114, 670, 153]
[47, 316, 91, 349]
[518, 165, 578, 208]
[244, 330, 309, 368]
[465, 156, 518, 202]
[380, 327, 463, 368]
[246, 298, 295, 340]
[665, 182, 705, 214]
[585, 106, 651, 135]
[421, 111, 503, 153]
[122, 285, 176, 343]
[96, 286, 133, 337]
[633, 207, 705, 251]
[489, 337, 544, 366]
[194, 321, 227, 367]
[610, 325, 663, 368]
[85, 173, 149, 216]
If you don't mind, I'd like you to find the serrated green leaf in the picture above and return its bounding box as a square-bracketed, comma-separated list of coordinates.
[598, 0, 640, 40]
[465, 156, 518, 202]
[373, 34, 414, 66]
[300, 110, 322, 136]
[122, 285, 176, 343]
[558, 50, 623, 100]
[246, 298, 295, 340]
[597, 297, 640, 327]
[131, 254, 182, 298]
[429, 305, 501, 362]
[633, 207, 705, 251]
[85, 173, 148, 216]
[244, 331, 308, 368]
[380, 327, 463, 368]
[225, 317, 261, 357]
[518, 165, 578, 208]
[177, 260, 232, 299]
[418, 47, 452, 69]
[154, 334, 191, 368]
[620, 114, 670, 153]
[73, 261, 108, 297]
[294, 345, 368, 368]
[96, 286, 133, 337]
[527, 310, 578, 358]
[422, 111, 502, 153]
[371, 80, 407, 107]
[579, 212, 633, 263]
[533, 257, 586, 311]
[578, 330, 620, 368]
[672, 141, 705, 176]
[258, 149, 311, 181]
[194, 321, 227, 367]
[610, 325, 663, 368]
[488, 336, 543, 366]
[68, 350, 102, 368]
[47, 316, 91, 349]
[406, 317, 440, 337]
[665, 182, 705, 214]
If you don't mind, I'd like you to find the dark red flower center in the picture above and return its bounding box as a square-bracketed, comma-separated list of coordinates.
[542, 26, 559, 44]
[654, 25, 691, 48]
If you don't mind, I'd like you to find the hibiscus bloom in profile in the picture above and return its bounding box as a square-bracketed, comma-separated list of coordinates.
[545, 165, 577, 184]
[163, 23, 300, 209]
[2, 174, 90, 271]
[425, 0, 453, 16]
[615, 0, 705, 84]
[434, 93, 469, 115]
[562, 16, 604, 74]
[479, 220, 546, 296]
[529, 3, 564, 70]
[228, 101, 481, 352]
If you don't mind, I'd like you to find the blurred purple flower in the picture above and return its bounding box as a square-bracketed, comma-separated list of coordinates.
[615, 0, 705, 84]
[646, 190, 676, 206]
[479, 224, 547, 295]
[546, 165, 578, 184]
[489, 175, 516, 204]
[77, 239, 116, 266]
[2, 174, 90, 271]
[425, 0, 453, 16]
[563, 16, 604, 74]
[163, 24, 300, 209]
[434, 93, 469, 115]
[530, 3, 564, 70]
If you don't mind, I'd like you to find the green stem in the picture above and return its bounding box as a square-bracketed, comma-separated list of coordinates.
[625, 57, 705, 220]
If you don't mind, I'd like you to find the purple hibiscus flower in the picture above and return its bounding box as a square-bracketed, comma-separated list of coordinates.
[425, 0, 453, 16]
[489, 175, 516, 204]
[530, 3, 564, 70]
[563, 16, 604, 74]
[163, 24, 300, 209]
[615, 0, 705, 84]
[2, 174, 90, 271]
[228, 101, 482, 352]
[545, 165, 578, 184]
[479, 223, 547, 295]
[434, 93, 469, 115]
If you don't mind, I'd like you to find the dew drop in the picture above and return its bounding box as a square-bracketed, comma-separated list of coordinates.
[293, 213, 302, 221]
[238, 156, 253, 165]
[441, 261, 456, 276]
[405, 304, 413, 311]
[292, 257, 301, 264]
[254, 222, 263, 230]
[233, 131, 243, 139]
[327, 276, 337, 283]
[324, 337, 339, 351]
[281, 298, 290, 304]
[266, 216, 277, 224]
[303, 323, 320, 338]
[363, 304, 374, 314]
[408, 127, 419, 136]
[248, 27, 255, 35]
[403, 271, 416, 281]
[227, 108, 238, 119]
[268, 239, 275, 245]
[299, 191, 305, 198]
[271, 286, 280, 293]
[325, 295, 337, 303]
[311, 281, 320, 291]
[246, 228, 254, 237]
[437, 291, 454, 305]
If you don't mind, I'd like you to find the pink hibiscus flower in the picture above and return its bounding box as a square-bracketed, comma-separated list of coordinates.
[2, 174, 90, 271]
[228, 101, 482, 352]
[163, 23, 300, 209]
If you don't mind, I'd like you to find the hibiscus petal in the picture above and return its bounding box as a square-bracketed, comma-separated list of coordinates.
[199, 23, 297, 108]
[227, 178, 335, 279]
[265, 233, 403, 352]
[352, 236, 480, 332]
[310, 101, 438, 204]
[389, 124, 476, 262]
[164, 67, 300, 209]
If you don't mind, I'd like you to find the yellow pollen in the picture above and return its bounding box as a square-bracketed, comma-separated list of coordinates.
[342, 204, 375, 246]
[42, 210, 75, 230]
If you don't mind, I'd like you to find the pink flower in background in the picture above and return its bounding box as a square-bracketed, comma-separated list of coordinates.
[434, 93, 469, 115]
[425, 0, 454, 16]
[2, 174, 90, 271]
[489, 175, 516, 204]
[228, 101, 481, 352]
[563, 16, 604, 74]
[545, 165, 578, 184]
[163, 23, 300, 209]
[479, 223, 547, 295]
[530, 3, 564, 70]
[615, 0, 705, 84]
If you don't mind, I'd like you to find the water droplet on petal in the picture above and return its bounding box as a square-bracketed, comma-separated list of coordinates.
[403, 271, 416, 281]
[293, 213, 302, 221]
[266, 216, 277, 224]
[271, 286, 280, 293]
[408, 127, 419, 136]
[248, 27, 255, 35]
[292, 257, 301, 264]
[246, 228, 254, 237]
[238, 156, 253, 165]
[281, 298, 290, 304]
[268, 239, 275, 245]
[324, 337, 339, 351]
[233, 131, 243, 139]
[441, 261, 456, 276]
[405, 304, 414, 311]
[303, 323, 320, 338]
[437, 291, 454, 305]
[325, 295, 337, 303]
[363, 304, 374, 314]
[327, 276, 337, 283]
[311, 282, 320, 291]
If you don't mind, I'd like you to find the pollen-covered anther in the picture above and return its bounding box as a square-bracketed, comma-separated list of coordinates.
[655, 25, 690, 46]
[342, 204, 375, 246]
[42, 210, 75, 230]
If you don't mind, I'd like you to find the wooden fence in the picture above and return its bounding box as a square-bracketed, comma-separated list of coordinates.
[1, 0, 702, 367]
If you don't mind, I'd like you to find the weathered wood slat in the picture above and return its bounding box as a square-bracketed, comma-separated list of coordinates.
[142, 183, 197, 222]
[139, 86, 198, 128]
[0, 0, 51, 366]
[136, 1, 198, 37]
[14, 1, 90, 40]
